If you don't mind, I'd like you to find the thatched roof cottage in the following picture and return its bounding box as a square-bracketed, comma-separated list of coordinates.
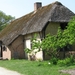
[0, 1, 74, 60]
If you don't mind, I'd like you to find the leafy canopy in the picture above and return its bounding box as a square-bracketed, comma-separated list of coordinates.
[0, 11, 15, 31]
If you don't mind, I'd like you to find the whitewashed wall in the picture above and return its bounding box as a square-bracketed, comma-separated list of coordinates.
[3, 47, 11, 60]
[24, 33, 43, 60]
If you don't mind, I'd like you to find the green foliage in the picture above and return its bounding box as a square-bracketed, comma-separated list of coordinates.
[25, 34, 42, 54]
[70, 55, 74, 63]
[42, 16, 75, 58]
[42, 34, 57, 50]
[0, 24, 7, 31]
[63, 16, 75, 45]
[0, 11, 15, 31]
[58, 55, 75, 66]
[41, 29, 62, 58]
[41, 34, 58, 58]
[58, 60, 66, 66]
[31, 34, 41, 52]
[25, 48, 32, 53]
[50, 57, 58, 65]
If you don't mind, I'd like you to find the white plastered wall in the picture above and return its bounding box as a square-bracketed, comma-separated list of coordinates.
[3, 47, 11, 60]
[24, 33, 43, 60]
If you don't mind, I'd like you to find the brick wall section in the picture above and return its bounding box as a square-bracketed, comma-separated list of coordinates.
[8, 36, 25, 59]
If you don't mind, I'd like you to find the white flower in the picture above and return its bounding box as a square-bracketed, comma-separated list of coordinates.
[48, 62, 51, 65]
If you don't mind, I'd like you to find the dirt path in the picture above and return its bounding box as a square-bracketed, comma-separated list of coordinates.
[0, 66, 75, 75]
[60, 69, 75, 75]
[0, 67, 22, 75]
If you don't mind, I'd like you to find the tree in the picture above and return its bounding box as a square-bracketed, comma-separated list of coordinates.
[42, 17, 75, 58]
[25, 16, 75, 59]
[41, 16, 75, 58]
[0, 11, 15, 31]
[63, 16, 75, 45]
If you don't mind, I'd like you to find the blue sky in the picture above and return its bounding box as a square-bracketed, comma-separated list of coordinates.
[0, 0, 75, 18]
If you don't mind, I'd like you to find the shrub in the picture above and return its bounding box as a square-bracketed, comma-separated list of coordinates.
[65, 57, 71, 66]
[69, 55, 74, 63]
[50, 57, 58, 65]
[58, 56, 75, 66]
[58, 60, 65, 66]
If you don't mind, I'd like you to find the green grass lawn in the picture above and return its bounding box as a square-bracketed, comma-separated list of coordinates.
[0, 59, 74, 75]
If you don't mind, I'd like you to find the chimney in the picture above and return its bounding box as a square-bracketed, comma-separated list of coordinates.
[34, 2, 42, 12]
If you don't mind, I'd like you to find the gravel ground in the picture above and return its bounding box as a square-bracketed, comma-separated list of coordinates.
[0, 67, 22, 75]
[60, 69, 75, 75]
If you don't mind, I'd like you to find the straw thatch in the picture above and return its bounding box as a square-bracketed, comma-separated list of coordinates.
[0, 1, 74, 45]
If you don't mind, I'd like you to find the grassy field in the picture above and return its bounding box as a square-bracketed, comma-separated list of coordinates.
[0, 59, 74, 75]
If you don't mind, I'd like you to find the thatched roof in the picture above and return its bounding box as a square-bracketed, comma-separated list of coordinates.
[0, 1, 74, 46]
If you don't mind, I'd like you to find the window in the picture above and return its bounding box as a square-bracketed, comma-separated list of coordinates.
[2, 45, 7, 51]
[60, 45, 72, 52]
[60, 23, 67, 30]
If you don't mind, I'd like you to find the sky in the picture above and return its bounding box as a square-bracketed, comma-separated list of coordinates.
[0, 0, 75, 19]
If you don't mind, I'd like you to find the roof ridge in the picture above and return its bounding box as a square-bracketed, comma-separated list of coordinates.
[52, 1, 62, 5]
